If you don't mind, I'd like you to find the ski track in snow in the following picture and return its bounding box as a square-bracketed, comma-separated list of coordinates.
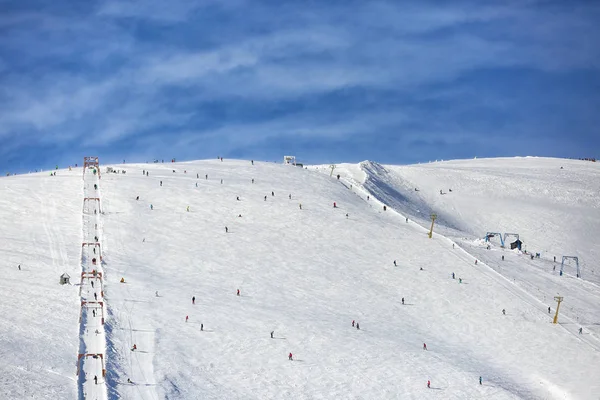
[77, 167, 109, 400]
[1, 157, 599, 399]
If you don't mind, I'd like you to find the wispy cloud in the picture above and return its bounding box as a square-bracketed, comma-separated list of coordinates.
[1, 0, 599, 172]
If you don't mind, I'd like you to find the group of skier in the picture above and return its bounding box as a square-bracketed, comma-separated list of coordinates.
[117, 161, 588, 391]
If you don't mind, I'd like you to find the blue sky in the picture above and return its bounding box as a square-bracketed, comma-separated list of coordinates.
[1, 0, 599, 172]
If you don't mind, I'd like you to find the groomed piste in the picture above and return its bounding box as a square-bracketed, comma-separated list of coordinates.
[1, 156, 599, 399]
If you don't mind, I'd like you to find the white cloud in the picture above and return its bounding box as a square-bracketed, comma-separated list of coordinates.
[1, 0, 599, 163]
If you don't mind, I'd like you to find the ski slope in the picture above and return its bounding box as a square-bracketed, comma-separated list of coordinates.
[324, 157, 600, 278]
[0, 171, 81, 399]
[1, 157, 599, 399]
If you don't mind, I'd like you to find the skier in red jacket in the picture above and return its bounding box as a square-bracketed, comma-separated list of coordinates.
[288, 352, 293, 361]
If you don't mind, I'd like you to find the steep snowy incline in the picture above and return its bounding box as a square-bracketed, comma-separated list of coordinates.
[324, 157, 600, 281]
[93, 159, 600, 399]
[0, 170, 82, 399]
[311, 157, 600, 348]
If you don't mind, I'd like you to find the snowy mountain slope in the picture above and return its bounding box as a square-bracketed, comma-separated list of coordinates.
[324, 157, 600, 279]
[1, 158, 599, 399]
[96, 159, 598, 399]
[0, 172, 82, 399]
[311, 156, 600, 379]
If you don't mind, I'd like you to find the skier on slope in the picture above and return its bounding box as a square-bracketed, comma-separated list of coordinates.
[356, 322, 360, 330]
[394, 260, 397, 267]
[201, 324, 204, 331]
[402, 297, 404, 305]
[271, 331, 274, 338]
[479, 376, 482, 385]
[423, 343, 427, 350]
[186, 316, 189, 322]
[427, 380, 430, 388]
[289, 352, 293, 361]
[192, 296, 195, 305]
[352, 320, 355, 327]
[502, 309, 506, 315]
[452, 272, 455, 279]
[225, 227, 228, 233]
[237, 289, 240, 296]
[264, 196, 267, 201]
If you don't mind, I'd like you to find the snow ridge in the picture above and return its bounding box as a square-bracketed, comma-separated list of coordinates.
[358, 160, 462, 234]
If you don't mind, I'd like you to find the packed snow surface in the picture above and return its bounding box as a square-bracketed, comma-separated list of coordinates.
[1, 157, 599, 399]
